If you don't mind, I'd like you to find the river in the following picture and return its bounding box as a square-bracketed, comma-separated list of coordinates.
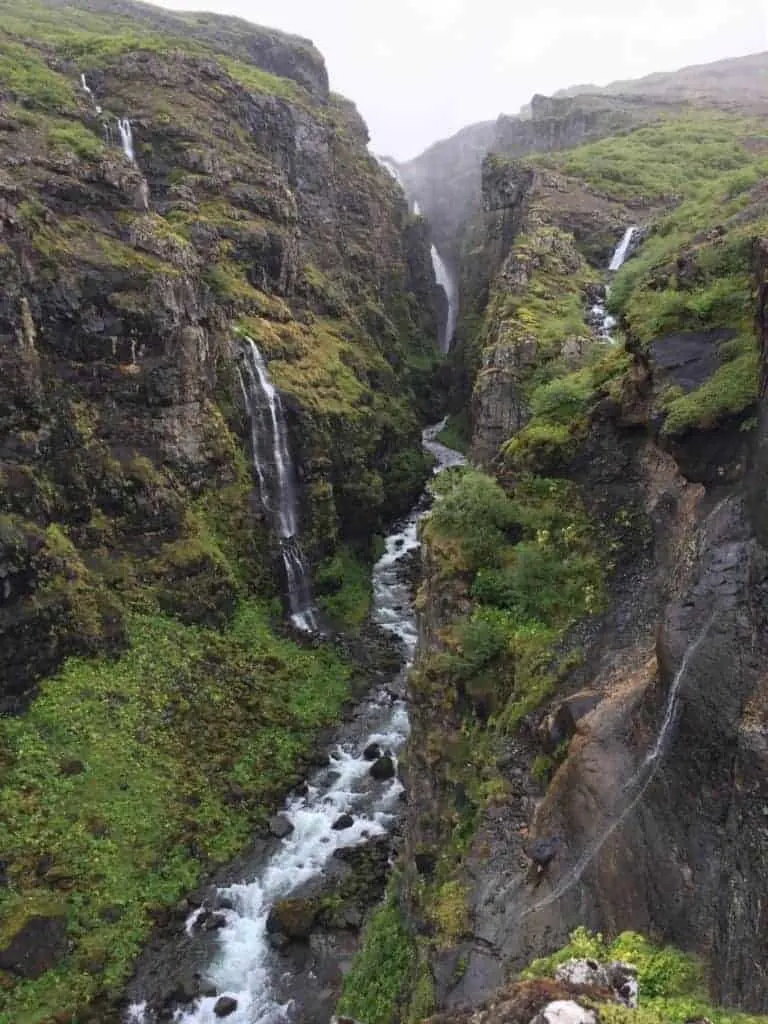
[126, 422, 465, 1024]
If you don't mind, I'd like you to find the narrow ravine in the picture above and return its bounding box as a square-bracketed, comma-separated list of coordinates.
[127, 422, 464, 1024]
[591, 225, 639, 340]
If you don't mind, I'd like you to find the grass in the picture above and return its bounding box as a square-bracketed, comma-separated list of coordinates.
[437, 410, 472, 454]
[536, 113, 766, 204]
[0, 40, 76, 111]
[522, 927, 768, 1024]
[0, 603, 353, 1023]
[47, 121, 104, 161]
[219, 57, 307, 103]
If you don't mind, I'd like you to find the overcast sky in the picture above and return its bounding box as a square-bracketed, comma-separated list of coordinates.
[156, 0, 766, 161]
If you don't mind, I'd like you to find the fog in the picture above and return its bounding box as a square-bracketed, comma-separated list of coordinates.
[156, 0, 766, 160]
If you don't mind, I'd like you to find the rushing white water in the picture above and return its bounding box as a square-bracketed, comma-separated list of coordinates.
[609, 226, 638, 272]
[118, 118, 136, 163]
[431, 245, 459, 354]
[238, 337, 318, 632]
[80, 72, 102, 114]
[126, 424, 464, 1024]
[591, 226, 640, 342]
[413, 199, 422, 216]
[522, 613, 716, 918]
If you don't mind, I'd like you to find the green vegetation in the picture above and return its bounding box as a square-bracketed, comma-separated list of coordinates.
[47, 120, 104, 160]
[662, 334, 760, 436]
[0, 603, 353, 1023]
[0, 40, 76, 111]
[436, 410, 472, 454]
[523, 927, 768, 1024]
[315, 545, 373, 630]
[337, 886, 416, 1024]
[537, 114, 766, 204]
[220, 57, 307, 103]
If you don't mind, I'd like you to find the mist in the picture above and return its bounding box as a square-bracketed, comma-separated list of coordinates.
[156, 0, 766, 160]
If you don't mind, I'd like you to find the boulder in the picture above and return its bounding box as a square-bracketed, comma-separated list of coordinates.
[332, 814, 355, 831]
[269, 814, 295, 839]
[363, 742, 382, 761]
[554, 959, 638, 1008]
[266, 898, 319, 940]
[530, 1000, 596, 1024]
[0, 914, 68, 978]
[370, 755, 396, 781]
[214, 996, 238, 1018]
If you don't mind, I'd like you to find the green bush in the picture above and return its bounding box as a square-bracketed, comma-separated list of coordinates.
[662, 339, 759, 436]
[48, 121, 104, 160]
[337, 890, 416, 1024]
[427, 469, 520, 571]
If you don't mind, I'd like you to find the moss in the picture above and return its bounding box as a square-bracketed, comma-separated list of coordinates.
[0, 41, 76, 111]
[219, 56, 307, 103]
[521, 928, 768, 1024]
[47, 121, 104, 161]
[661, 335, 759, 436]
[436, 410, 472, 454]
[429, 879, 470, 948]
[0, 602, 353, 1023]
[314, 545, 372, 630]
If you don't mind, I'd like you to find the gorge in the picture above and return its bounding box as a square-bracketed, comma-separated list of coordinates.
[0, 5, 767, 1024]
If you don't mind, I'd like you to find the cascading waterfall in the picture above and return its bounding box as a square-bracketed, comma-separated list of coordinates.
[609, 226, 638, 272]
[591, 225, 639, 341]
[431, 244, 459, 353]
[125, 423, 465, 1024]
[238, 337, 319, 632]
[80, 72, 102, 114]
[118, 118, 136, 163]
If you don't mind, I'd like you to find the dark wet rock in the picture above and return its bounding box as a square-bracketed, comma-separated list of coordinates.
[199, 981, 218, 998]
[363, 742, 383, 761]
[269, 814, 295, 839]
[332, 813, 355, 831]
[204, 914, 228, 932]
[370, 755, 396, 781]
[266, 898, 319, 940]
[539, 692, 601, 754]
[415, 850, 437, 876]
[214, 996, 238, 1018]
[0, 914, 68, 978]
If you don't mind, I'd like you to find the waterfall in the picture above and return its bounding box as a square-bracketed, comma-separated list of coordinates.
[609, 226, 638, 272]
[118, 118, 135, 163]
[238, 337, 318, 632]
[431, 244, 459, 353]
[591, 226, 640, 342]
[80, 72, 102, 114]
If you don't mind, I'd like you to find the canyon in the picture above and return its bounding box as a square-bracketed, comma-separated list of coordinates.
[0, 5, 767, 1024]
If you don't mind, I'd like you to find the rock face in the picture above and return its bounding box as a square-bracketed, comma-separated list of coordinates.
[0, 914, 68, 979]
[0, 0, 440, 709]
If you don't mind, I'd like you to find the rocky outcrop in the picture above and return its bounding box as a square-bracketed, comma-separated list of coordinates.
[0, 1, 440, 707]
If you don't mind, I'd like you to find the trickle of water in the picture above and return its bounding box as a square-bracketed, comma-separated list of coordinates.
[238, 337, 318, 632]
[522, 612, 716, 918]
[118, 118, 136, 163]
[431, 244, 459, 353]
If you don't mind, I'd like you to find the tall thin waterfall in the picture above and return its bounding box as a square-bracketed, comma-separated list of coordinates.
[431, 244, 459, 353]
[238, 337, 318, 632]
[118, 118, 135, 163]
[80, 73, 102, 114]
[609, 226, 637, 271]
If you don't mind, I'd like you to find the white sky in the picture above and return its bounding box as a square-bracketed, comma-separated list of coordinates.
[157, 0, 767, 160]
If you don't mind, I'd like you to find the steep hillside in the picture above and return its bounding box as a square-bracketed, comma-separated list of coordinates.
[0, 1, 441, 1020]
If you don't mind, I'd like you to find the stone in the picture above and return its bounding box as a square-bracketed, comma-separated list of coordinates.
[554, 959, 638, 1008]
[266, 898, 319, 940]
[332, 814, 354, 831]
[199, 981, 218, 998]
[204, 914, 228, 931]
[370, 755, 396, 781]
[269, 814, 295, 839]
[0, 915, 68, 979]
[363, 742, 382, 761]
[214, 996, 238, 1018]
[530, 1000, 596, 1024]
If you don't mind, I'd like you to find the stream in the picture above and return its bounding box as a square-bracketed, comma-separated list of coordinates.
[127, 422, 464, 1024]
